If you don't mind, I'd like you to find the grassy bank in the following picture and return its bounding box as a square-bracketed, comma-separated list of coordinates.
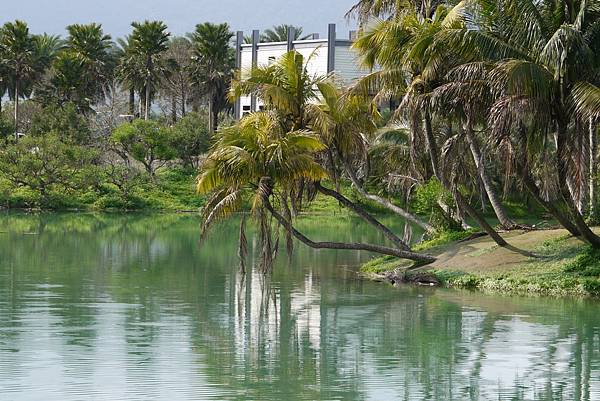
[0, 170, 387, 214]
[361, 228, 600, 298]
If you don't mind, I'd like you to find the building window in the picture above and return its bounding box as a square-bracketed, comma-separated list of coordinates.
[243, 105, 250, 111]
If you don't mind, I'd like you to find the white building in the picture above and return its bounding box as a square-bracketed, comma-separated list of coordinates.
[234, 24, 369, 119]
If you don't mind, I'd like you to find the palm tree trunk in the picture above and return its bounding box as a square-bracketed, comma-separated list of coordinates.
[423, 110, 440, 179]
[557, 121, 600, 247]
[341, 157, 435, 233]
[464, 119, 517, 230]
[128, 88, 135, 116]
[144, 75, 151, 120]
[454, 191, 508, 246]
[315, 181, 411, 251]
[181, 89, 186, 117]
[519, 162, 580, 236]
[426, 118, 508, 245]
[171, 95, 177, 123]
[262, 192, 436, 264]
[208, 90, 216, 132]
[589, 117, 598, 221]
[14, 79, 19, 141]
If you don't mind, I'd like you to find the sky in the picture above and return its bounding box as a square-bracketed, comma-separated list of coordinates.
[3, 0, 359, 39]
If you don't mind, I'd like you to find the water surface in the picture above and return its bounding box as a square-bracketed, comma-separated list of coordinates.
[1, 212, 599, 401]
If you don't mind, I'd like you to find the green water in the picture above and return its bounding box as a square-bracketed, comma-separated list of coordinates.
[1, 212, 599, 401]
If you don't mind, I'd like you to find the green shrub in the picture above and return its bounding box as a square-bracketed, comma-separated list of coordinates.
[411, 178, 461, 231]
[564, 246, 600, 276]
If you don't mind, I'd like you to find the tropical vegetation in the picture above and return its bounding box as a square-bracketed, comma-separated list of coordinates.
[1, 0, 600, 280]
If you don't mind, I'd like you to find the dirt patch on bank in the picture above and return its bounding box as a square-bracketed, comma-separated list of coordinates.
[427, 229, 573, 274]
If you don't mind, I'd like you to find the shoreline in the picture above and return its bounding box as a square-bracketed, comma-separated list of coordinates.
[360, 228, 600, 299]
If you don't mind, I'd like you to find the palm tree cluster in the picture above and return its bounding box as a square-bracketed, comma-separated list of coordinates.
[347, 0, 600, 246]
[0, 19, 236, 133]
[199, 0, 600, 272]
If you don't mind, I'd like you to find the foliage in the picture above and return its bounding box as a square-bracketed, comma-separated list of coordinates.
[411, 178, 461, 231]
[412, 228, 480, 251]
[111, 119, 176, 177]
[261, 25, 311, 42]
[170, 112, 211, 167]
[0, 134, 98, 207]
[28, 102, 91, 143]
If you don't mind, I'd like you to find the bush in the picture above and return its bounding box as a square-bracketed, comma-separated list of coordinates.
[564, 246, 600, 276]
[171, 112, 211, 168]
[412, 178, 461, 231]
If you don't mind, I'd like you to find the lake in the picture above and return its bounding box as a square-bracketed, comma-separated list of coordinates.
[0, 212, 599, 400]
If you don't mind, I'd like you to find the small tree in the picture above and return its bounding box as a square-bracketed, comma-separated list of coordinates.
[0, 133, 97, 206]
[111, 119, 175, 178]
[171, 112, 211, 168]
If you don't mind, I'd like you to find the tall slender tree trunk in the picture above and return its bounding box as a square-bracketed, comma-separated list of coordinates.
[464, 118, 517, 230]
[128, 88, 135, 116]
[14, 79, 19, 141]
[557, 119, 600, 248]
[208, 89, 216, 132]
[315, 181, 411, 251]
[341, 156, 435, 233]
[589, 117, 598, 221]
[144, 76, 151, 120]
[423, 110, 440, 179]
[181, 88, 186, 117]
[425, 117, 508, 247]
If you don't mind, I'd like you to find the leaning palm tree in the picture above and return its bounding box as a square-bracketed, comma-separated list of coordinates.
[188, 22, 234, 132]
[197, 111, 435, 273]
[260, 25, 311, 42]
[308, 81, 436, 233]
[0, 20, 36, 138]
[129, 20, 170, 120]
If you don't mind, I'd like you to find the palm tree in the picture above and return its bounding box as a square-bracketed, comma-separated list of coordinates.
[115, 36, 145, 116]
[347, 0, 448, 24]
[129, 20, 170, 120]
[260, 24, 311, 42]
[197, 111, 435, 272]
[65, 23, 113, 105]
[444, 0, 600, 246]
[307, 81, 436, 233]
[188, 22, 234, 132]
[0, 20, 36, 138]
[231, 50, 323, 131]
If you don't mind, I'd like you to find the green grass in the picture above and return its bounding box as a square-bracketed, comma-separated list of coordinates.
[413, 228, 480, 251]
